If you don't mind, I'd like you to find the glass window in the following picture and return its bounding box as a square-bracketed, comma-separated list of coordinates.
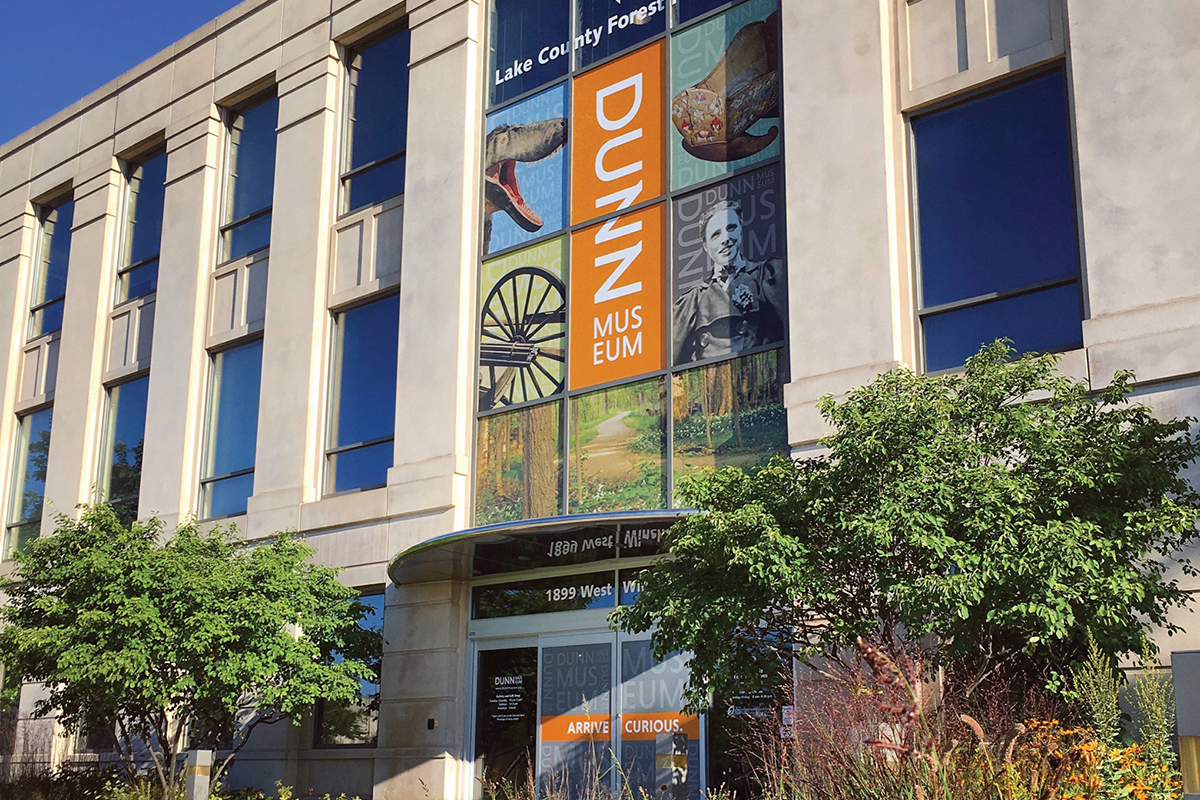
[117, 150, 167, 303]
[29, 200, 74, 340]
[200, 340, 263, 519]
[912, 69, 1082, 371]
[6, 407, 52, 558]
[488, 0, 569, 106]
[100, 376, 149, 524]
[221, 96, 278, 263]
[342, 29, 410, 214]
[315, 591, 384, 747]
[326, 295, 399, 494]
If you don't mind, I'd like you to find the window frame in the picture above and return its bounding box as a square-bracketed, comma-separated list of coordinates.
[198, 336, 265, 521]
[338, 24, 410, 217]
[323, 293, 399, 497]
[908, 64, 1085, 374]
[97, 372, 151, 522]
[28, 196, 74, 342]
[115, 147, 168, 306]
[217, 91, 279, 266]
[5, 404, 53, 560]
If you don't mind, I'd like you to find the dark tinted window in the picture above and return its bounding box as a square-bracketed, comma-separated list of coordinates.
[315, 592, 384, 746]
[225, 97, 279, 223]
[30, 201, 74, 338]
[328, 295, 399, 492]
[124, 152, 167, 268]
[576, 0, 666, 68]
[103, 376, 149, 522]
[9, 408, 52, 525]
[342, 30, 410, 213]
[913, 71, 1079, 308]
[201, 340, 263, 518]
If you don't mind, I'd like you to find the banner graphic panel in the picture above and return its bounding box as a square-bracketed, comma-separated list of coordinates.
[619, 641, 701, 800]
[480, 238, 567, 410]
[576, 0, 668, 69]
[539, 644, 613, 799]
[475, 402, 563, 525]
[571, 42, 666, 226]
[489, 0, 571, 106]
[570, 203, 666, 389]
[485, 85, 569, 256]
[670, 0, 780, 190]
[671, 164, 785, 366]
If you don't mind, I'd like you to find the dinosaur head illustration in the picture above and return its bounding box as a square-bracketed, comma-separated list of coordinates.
[484, 118, 567, 236]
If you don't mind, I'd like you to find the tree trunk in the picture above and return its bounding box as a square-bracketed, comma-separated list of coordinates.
[524, 404, 557, 518]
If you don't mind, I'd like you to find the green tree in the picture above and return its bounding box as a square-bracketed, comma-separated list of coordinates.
[0, 505, 381, 796]
[613, 342, 1200, 709]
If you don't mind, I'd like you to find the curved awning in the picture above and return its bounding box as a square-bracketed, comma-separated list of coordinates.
[387, 510, 692, 585]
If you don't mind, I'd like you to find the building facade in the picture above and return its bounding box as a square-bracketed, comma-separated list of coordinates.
[0, 0, 1198, 797]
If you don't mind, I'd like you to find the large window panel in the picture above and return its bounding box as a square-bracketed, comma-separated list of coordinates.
[476, 402, 563, 525]
[342, 30, 410, 214]
[568, 378, 667, 514]
[221, 96, 278, 263]
[100, 376, 149, 523]
[200, 340, 263, 519]
[327, 295, 399, 494]
[672, 350, 787, 489]
[913, 69, 1082, 368]
[29, 200, 74, 340]
[118, 151, 167, 303]
[6, 408, 52, 558]
[315, 591, 384, 747]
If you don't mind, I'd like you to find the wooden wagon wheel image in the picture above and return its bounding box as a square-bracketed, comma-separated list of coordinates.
[479, 266, 566, 409]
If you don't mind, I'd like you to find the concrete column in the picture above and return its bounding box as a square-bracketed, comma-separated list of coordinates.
[1066, 0, 1200, 385]
[244, 44, 342, 540]
[778, 0, 904, 445]
[376, 1, 483, 798]
[37, 156, 123, 528]
[0, 190, 37, 545]
[136, 108, 224, 527]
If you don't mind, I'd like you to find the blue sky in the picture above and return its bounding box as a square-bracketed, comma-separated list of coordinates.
[1, 0, 242, 146]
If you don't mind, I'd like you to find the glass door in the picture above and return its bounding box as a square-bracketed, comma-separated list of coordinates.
[475, 642, 539, 798]
[537, 632, 616, 799]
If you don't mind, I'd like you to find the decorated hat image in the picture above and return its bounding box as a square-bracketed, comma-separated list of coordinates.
[671, 10, 780, 163]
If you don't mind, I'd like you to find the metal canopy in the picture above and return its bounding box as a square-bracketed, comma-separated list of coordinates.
[387, 510, 691, 585]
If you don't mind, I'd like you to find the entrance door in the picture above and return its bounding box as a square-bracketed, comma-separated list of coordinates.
[471, 634, 703, 800]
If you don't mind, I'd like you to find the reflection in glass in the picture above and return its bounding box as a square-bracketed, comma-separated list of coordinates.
[101, 376, 149, 524]
[221, 96, 277, 262]
[672, 350, 786, 487]
[30, 201, 74, 339]
[472, 571, 616, 619]
[201, 340, 263, 518]
[327, 296, 399, 493]
[118, 151, 167, 303]
[475, 402, 562, 525]
[923, 283, 1084, 372]
[316, 592, 384, 746]
[343, 30, 410, 213]
[569, 378, 666, 514]
[6, 408, 52, 558]
[575, 0, 666, 68]
[913, 71, 1079, 309]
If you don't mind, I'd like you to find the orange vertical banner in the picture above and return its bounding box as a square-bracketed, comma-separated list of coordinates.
[569, 203, 666, 390]
[571, 41, 666, 226]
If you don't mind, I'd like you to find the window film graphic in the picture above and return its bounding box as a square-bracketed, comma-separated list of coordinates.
[568, 378, 667, 513]
[576, 0, 667, 69]
[671, 349, 786, 488]
[489, 0, 572, 106]
[480, 239, 568, 410]
[671, 164, 785, 366]
[619, 641, 701, 800]
[571, 42, 665, 226]
[539, 644, 613, 800]
[569, 203, 666, 390]
[485, 86, 569, 256]
[477, 0, 789, 525]
[670, 0, 780, 190]
[476, 402, 564, 525]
